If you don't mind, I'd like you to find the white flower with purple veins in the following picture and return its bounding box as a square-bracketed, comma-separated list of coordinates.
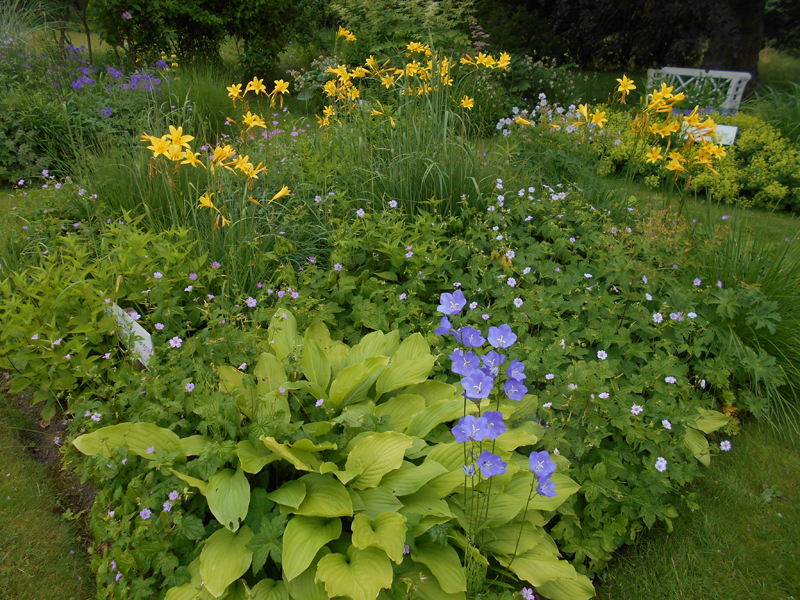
[469, 302, 478, 310]
[129, 311, 141, 321]
[597, 350, 608, 360]
[693, 278, 702, 286]
[599, 392, 609, 399]
[662, 419, 672, 430]
[356, 208, 365, 217]
[542, 402, 552, 408]
[169, 490, 180, 502]
[631, 404, 643, 415]
[688, 312, 697, 318]
[655, 457, 668, 472]
[315, 399, 324, 407]
[153, 272, 163, 279]
[497, 235, 503, 240]
[653, 313, 663, 324]
[700, 379, 707, 388]
[246, 297, 257, 308]
[720, 440, 732, 452]
[514, 298, 523, 308]
[506, 250, 515, 259]
[507, 278, 516, 287]
[584, 273, 592, 279]
[155, 323, 164, 330]
[169, 336, 183, 348]
[567, 383, 578, 390]
[545, 373, 555, 380]
[665, 376, 677, 384]
[184, 285, 193, 292]
[91, 412, 102, 422]
[147, 446, 155, 454]
[389, 200, 398, 208]
[569, 237, 576, 243]
[646, 293, 652, 301]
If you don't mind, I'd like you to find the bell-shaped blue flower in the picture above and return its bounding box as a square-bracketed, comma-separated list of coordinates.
[529, 450, 556, 480]
[488, 324, 517, 349]
[476, 450, 507, 478]
[437, 290, 467, 315]
[483, 410, 506, 440]
[481, 351, 506, 378]
[504, 378, 528, 401]
[507, 358, 526, 381]
[462, 370, 494, 399]
[536, 477, 556, 498]
[451, 414, 489, 443]
[460, 326, 486, 348]
[451, 348, 480, 376]
[435, 316, 453, 337]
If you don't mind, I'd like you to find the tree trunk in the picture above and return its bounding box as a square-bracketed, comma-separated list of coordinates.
[701, 0, 767, 95]
[79, 1, 93, 65]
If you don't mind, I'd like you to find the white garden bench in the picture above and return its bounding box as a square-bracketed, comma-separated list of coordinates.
[646, 67, 752, 111]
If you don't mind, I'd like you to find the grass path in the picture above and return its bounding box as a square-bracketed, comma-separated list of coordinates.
[597, 419, 800, 600]
[0, 393, 94, 600]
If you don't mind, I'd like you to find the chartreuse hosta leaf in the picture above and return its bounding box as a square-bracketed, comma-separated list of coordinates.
[181, 435, 209, 457]
[411, 541, 467, 593]
[348, 330, 389, 365]
[375, 355, 438, 395]
[285, 548, 331, 600]
[266, 480, 306, 509]
[379, 460, 448, 496]
[496, 544, 595, 599]
[346, 432, 414, 490]
[690, 407, 731, 434]
[355, 487, 403, 519]
[374, 393, 426, 431]
[403, 380, 459, 405]
[170, 468, 208, 495]
[199, 526, 254, 598]
[684, 427, 711, 466]
[249, 578, 290, 600]
[207, 468, 250, 531]
[405, 399, 478, 438]
[315, 545, 394, 600]
[218, 365, 257, 420]
[261, 437, 337, 473]
[328, 356, 389, 407]
[494, 421, 544, 452]
[282, 516, 342, 581]
[304, 321, 332, 351]
[351, 512, 408, 564]
[268, 309, 299, 361]
[253, 352, 287, 395]
[165, 558, 214, 600]
[407, 566, 466, 600]
[482, 521, 545, 556]
[72, 422, 185, 460]
[326, 343, 350, 378]
[393, 332, 430, 362]
[237, 440, 278, 474]
[300, 338, 331, 391]
[293, 473, 353, 517]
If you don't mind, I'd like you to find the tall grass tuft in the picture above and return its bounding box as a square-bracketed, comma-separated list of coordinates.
[743, 83, 800, 145]
[0, 0, 42, 46]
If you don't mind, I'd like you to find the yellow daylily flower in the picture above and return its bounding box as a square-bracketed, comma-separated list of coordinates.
[245, 76, 266, 96]
[659, 82, 675, 98]
[577, 104, 589, 121]
[165, 144, 186, 162]
[591, 110, 607, 128]
[350, 66, 367, 78]
[616, 74, 636, 94]
[215, 213, 231, 228]
[210, 145, 235, 164]
[227, 83, 242, 102]
[497, 52, 511, 70]
[198, 192, 215, 210]
[181, 150, 205, 168]
[316, 114, 330, 127]
[365, 55, 378, 71]
[270, 185, 291, 203]
[668, 151, 688, 163]
[323, 80, 338, 97]
[548, 123, 562, 130]
[407, 41, 426, 53]
[665, 158, 686, 174]
[460, 96, 475, 110]
[476, 52, 496, 68]
[272, 79, 290, 95]
[460, 54, 476, 66]
[645, 146, 664, 163]
[323, 105, 335, 117]
[516, 116, 533, 125]
[145, 135, 171, 158]
[168, 125, 194, 148]
[242, 111, 267, 129]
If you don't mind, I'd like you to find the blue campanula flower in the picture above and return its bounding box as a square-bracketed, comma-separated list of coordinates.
[481, 351, 506, 377]
[504, 379, 527, 401]
[435, 316, 454, 336]
[451, 349, 480, 376]
[536, 477, 556, 497]
[460, 326, 486, 348]
[452, 415, 490, 442]
[529, 450, 556, 480]
[507, 359, 526, 381]
[462, 464, 475, 476]
[483, 411, 506, 439]
[437, 290, 467, 315]
[487, 324, 517, 348]
[462, 370, 494, 399]
[476, 450, 507, 478]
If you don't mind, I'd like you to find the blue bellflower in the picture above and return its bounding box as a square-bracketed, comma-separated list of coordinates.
[483, 411, 506, 439]
[488, 324, 517, 348]
[438, 290, 467, 315]
[452, 415, 490, 442]
[462, 370, 495, 399]
[504, 379, 528, 401]
[451, 349, 480, 376]
[481, 351, 506, 378]
[529, 451, 556, 480]
[476, 450, 507, 478]
[507, 358, 526, 381]
[460, 326, 486, 348]
[537, 478, 556, 497]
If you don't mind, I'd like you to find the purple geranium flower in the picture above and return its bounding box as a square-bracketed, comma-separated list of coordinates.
[487, 324, 517, 348]
[476, 450, 507, 478]
[462, 370, 495, 399]
[437, 290, 467, 315]
[452, 415, 490, 442]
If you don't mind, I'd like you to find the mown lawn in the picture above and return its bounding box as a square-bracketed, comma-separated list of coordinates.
[597, 419, 800, 600]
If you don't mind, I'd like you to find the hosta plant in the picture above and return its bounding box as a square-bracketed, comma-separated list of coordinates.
[73, 306, 594, 600]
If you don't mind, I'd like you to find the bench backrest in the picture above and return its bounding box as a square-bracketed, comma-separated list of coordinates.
[646, 67, 752, 110]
